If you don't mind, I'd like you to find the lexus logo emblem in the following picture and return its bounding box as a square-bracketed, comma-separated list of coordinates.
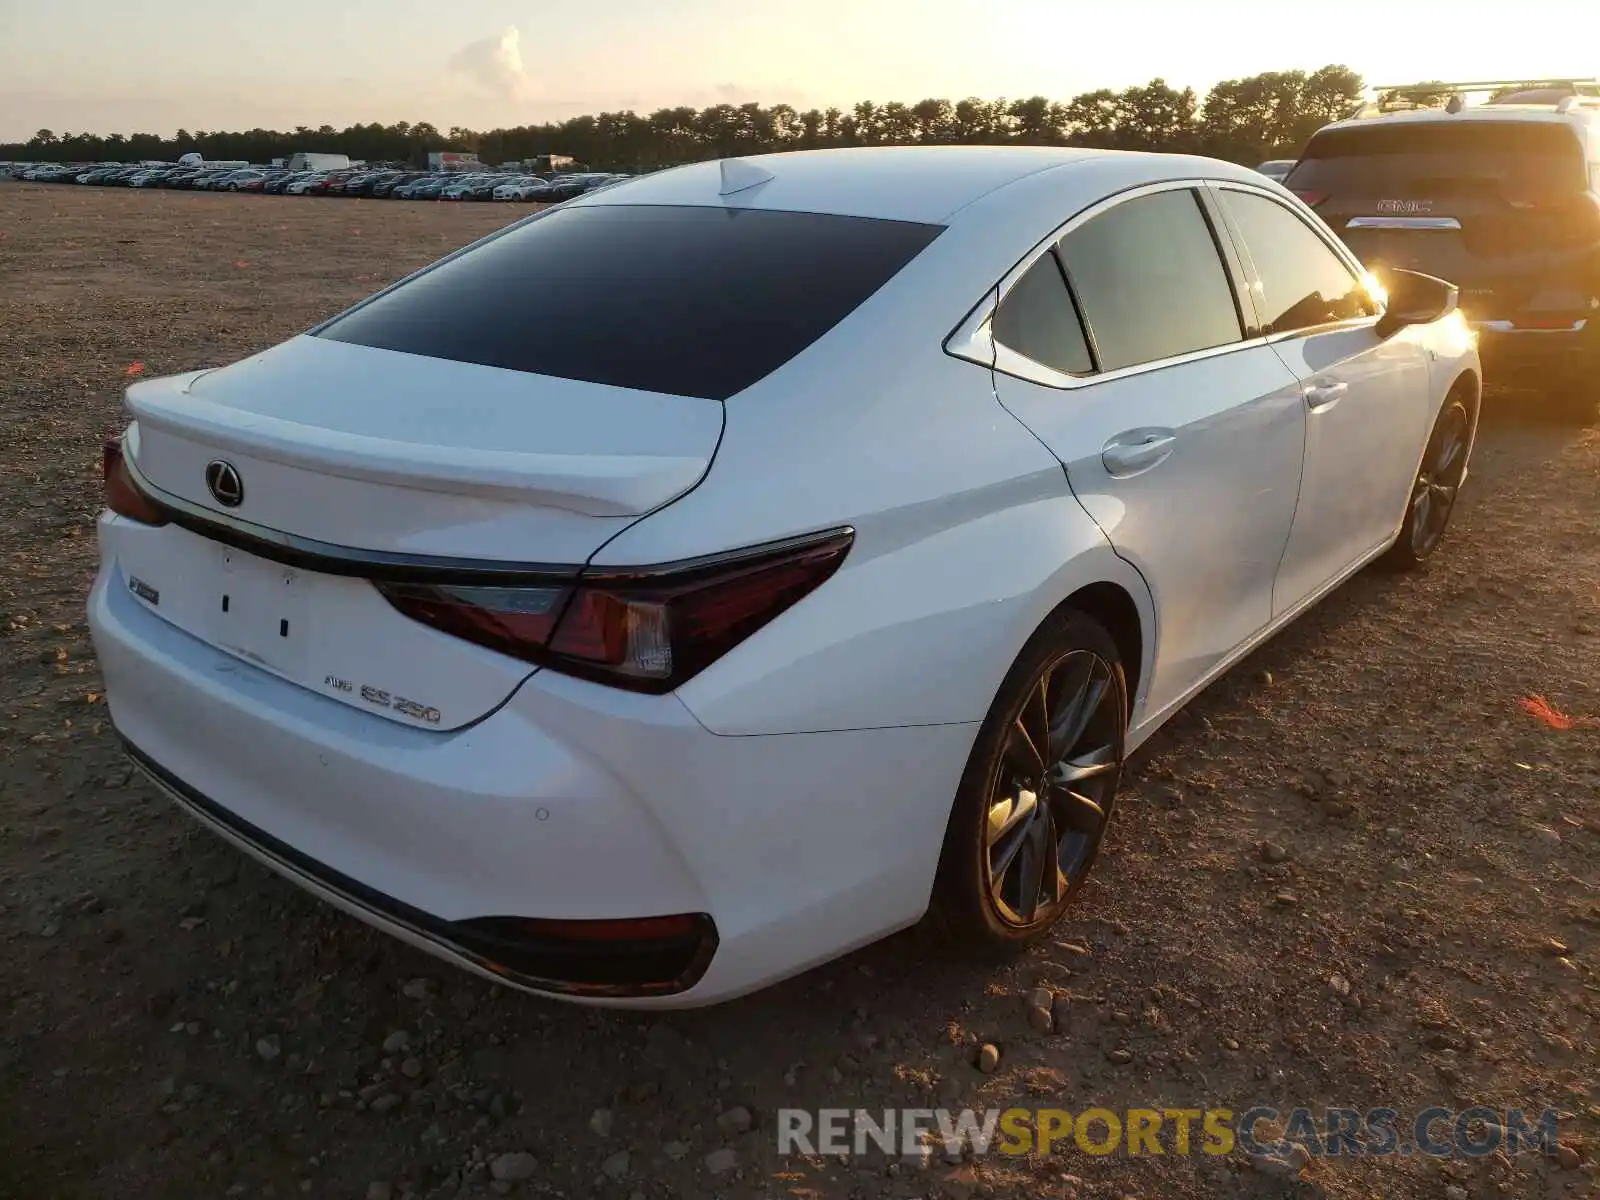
[205, 460, 244, 508]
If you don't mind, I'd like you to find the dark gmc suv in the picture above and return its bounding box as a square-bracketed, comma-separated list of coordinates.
[1287, 83, 1600, 420]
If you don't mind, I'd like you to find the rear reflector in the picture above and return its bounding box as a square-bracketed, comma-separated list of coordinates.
[103, 434, 169, 526]
[451, 912, 716, 992]
[378, 528, 853, 693]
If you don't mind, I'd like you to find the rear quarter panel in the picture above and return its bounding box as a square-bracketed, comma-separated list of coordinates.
[597, 331, 1152, 736]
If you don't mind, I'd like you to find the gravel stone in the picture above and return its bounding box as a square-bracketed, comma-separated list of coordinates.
[716, 1105, 753, 1135]
[489, 1152, 538, 1182]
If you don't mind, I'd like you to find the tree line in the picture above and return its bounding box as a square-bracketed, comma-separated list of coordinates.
[3, 65, 1362, 171]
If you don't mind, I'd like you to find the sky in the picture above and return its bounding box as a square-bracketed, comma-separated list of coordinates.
[1, 0, 1594, 140]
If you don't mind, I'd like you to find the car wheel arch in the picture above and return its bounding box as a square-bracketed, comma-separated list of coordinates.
[1450, 369, 1481, 419]
[1006, 548, 1156, 733]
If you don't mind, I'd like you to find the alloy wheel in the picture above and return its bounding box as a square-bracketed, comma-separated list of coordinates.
[1410, 404, 1470, 557]
[985, 649, 1122, 927]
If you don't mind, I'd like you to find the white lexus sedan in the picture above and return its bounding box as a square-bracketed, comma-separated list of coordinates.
[88, 147, 1479, 1007]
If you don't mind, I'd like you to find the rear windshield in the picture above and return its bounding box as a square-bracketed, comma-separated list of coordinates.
[317, 204, 943, 400]
[1286, 122, 1587, 196]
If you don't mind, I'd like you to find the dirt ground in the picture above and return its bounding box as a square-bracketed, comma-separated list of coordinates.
[1, 182, 1597, 1200]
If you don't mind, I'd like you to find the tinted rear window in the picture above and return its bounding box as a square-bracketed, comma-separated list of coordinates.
[317, 205, 943, 400]
[1287, 122, 1587, 196]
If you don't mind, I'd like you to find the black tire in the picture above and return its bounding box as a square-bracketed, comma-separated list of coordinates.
[1381, 391, 1475, 572]
[929, 608, 1128, 956]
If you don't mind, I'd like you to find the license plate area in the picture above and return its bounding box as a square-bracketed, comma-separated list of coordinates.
[108, 520, 535, 730]
[207, 546, 313, 678]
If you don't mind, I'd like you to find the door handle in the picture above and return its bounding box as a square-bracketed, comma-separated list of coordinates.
[1101, 431, 1176, 477]
[1305, 381, 1348, 412]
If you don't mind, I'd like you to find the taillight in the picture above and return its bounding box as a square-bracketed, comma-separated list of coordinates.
[102, 434, 169, 526]
[377, 528, 853, 692]
[1291, 189, 1328, 208]
[1557, 194, 1600, 246]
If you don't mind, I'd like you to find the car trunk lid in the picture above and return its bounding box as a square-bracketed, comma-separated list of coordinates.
[117, 335, 723, 728]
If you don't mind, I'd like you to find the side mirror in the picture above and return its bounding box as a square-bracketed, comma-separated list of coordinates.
[1375, 268, 1460, 339]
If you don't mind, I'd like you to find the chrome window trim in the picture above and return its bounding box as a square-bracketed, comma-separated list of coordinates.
[945, 178, 1261, 391]
[1345, 215, 1463, 231]
[1264, 314, 1384, 344]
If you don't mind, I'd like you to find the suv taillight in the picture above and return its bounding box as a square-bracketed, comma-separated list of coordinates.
[102, 434, 169, 526]
[1567, 193, 1600, 243]
[1290, 189, 1328, 208]
[377, 529, 853, 693]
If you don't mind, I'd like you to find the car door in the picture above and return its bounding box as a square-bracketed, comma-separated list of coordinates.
[1209, 183, 1431, 615]
[985, 183, 1307, 722]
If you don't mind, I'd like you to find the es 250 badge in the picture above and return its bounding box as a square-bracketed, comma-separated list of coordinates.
[324, 675, 442, 725]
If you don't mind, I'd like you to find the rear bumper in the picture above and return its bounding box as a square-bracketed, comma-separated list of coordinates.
[124, 741, 719, 996]
[87, 547, 973, 1007]
[1473, 318, 1593, 373]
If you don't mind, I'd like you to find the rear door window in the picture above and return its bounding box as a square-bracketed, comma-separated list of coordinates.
[318, 205, 943, 401]
[1057, 189, 1244, 372]
[1218, 190, 1378, 335]
[991, 252, 1093, 374]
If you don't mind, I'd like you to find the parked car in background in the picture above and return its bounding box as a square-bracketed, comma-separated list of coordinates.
[307, 171, 355, 195]
[1286, 76, 1600, 421]
[1255, 159, 1298, 182]
[371, 171, 427, 198]
[218, 169, 268, 192]
[285, 173, 328, 195]
[545, 173, 618, 201]
[324, 171, 366, 196]
[394, 176, 443, 200]
[236, 171, 289, 193]
[91, 146, 1480, 1007]
[493, 176, 554, 201]
[441, 173, 510, 201]
[344, 171, 401, 197]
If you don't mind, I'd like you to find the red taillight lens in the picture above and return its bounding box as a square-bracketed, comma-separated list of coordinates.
[377, 529, 853, 692]
[378, 582, 571, 662]
[1556, 194, 1600, 246]
[102, 434, 169, 526]
[1291, 189, 1328, 208]
[511, 914, 699, 941]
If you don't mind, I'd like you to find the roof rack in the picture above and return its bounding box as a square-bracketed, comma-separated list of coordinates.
[1346, 77, 1600, 118]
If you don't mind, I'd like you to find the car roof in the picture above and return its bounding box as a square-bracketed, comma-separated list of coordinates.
[570, 145, 1271, 225]
[1318, 105, 1599, 134]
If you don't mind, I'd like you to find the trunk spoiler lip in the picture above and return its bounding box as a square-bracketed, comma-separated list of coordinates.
[121, 448, 582, 584]
[125, 372, 712, 518]
[120, 448, 854, 589]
